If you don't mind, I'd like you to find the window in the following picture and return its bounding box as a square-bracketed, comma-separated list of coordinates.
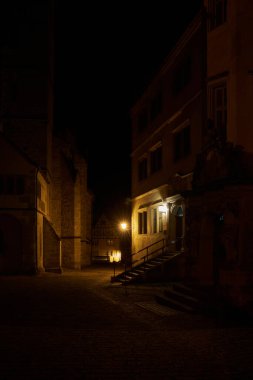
[150, 145, 162, 174]
[138, 211, 147, 234]
[0, 175, 25, 195]
[172, 56, 192, 95]
[0, 230, 4, 256]
[138, 157, 148, 181]
[0, 177, 4, 194]
[173, 125, 191, 162]
[16, 176, 25, 194]
[208, 0, 227, 31]
[209, 82, 227, 141]
[152, 208, 157, 233]
[158, 211, 163, 232]
[152, 207, 167, 233]
[6, 176, 14, 194]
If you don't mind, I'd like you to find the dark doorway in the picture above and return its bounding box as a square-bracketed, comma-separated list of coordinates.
[0, 215, 22, 274]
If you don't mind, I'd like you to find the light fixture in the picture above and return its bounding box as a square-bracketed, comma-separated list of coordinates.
[109, 250, 121, 263]
[120, 222, 128, 231]
[158, 205, 167, 213]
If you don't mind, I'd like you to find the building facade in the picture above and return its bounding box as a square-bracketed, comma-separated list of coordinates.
[91, 214, 122, 263]
[131, 0, 253, 307]
[0, 0, 92, 274]
[131, 11, 205, 262]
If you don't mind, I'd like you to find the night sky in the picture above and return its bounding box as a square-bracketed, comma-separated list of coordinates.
[55, 1, 202, 217]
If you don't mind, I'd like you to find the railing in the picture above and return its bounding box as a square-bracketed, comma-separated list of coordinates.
[127, 238, 167, 270]
[127, 236, 184, 270]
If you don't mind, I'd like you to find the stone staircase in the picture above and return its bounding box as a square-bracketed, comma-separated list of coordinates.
[154, 282, 253, 325]
[111, 248, 181, 285]
[154, 282, 219, 315]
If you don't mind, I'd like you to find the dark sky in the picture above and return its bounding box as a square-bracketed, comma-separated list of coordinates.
[55, 1, 202, 216]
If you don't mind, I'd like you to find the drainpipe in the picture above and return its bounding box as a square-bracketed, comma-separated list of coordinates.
[34, 167, 39, 274]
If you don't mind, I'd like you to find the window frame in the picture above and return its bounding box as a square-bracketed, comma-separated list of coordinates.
[138, 210, 147, 235]
[208, 81, 227, 141]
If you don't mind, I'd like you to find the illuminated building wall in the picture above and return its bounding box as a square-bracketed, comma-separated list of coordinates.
[131, 11, 205, 256]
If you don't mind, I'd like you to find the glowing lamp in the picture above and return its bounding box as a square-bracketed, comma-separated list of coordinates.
[158, 205, 167, 213]
[120, 222, 127, 231]
[109, 250, 121, 263]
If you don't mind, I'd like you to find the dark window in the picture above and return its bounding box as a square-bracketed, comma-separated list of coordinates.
[209, 83, 227, 141]
[6, 176, 14, 194]
[16, 176, 25, 195]
[150, 91, 162, 121]
[138, 109, 148, 132]
[172, 57, 192, 95]
[138, 211, 147, 234]
[208, 0, 227, 31]
[0, 177, 4, 194]
[0, 175, 25, 195]
[0, 230, 4, 256]
[152, 208, 157, 233]
[138, 157, 148, 181]
[150, 145, 162, 174]
[173, 125, 191, 162]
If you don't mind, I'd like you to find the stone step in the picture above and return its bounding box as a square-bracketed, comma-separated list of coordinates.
[111, 251, 182, 284]
[155, 293, 195, 313]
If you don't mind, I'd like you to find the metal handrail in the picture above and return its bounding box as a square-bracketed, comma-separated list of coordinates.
[128, 238, 167, 269]
[128, 236, 185, 268]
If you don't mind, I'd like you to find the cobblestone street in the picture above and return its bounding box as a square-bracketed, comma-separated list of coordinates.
[1, 265, 253, 379]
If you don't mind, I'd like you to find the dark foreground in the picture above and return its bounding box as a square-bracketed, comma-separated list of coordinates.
[1, 265, 253, 380]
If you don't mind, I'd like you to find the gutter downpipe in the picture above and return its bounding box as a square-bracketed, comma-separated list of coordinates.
[34, 167, 39, 274]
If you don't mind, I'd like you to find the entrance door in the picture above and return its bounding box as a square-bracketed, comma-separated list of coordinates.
[175, 210, 183, 251]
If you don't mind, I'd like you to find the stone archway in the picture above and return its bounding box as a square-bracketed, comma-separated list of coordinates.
[0, 214, 22, 274]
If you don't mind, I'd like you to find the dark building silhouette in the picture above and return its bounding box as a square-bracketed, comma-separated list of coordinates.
[0, 0, 92, 274]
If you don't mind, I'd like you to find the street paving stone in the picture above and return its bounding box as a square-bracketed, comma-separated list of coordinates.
[0, 266, 253, 379]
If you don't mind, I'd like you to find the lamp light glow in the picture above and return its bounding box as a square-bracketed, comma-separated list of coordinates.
[120, 222, 127, 231]
[158, 205, 167, 213]
[109, 250, 121, 263]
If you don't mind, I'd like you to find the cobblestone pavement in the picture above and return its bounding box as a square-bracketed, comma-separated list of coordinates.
[0, 265, 253, 380]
